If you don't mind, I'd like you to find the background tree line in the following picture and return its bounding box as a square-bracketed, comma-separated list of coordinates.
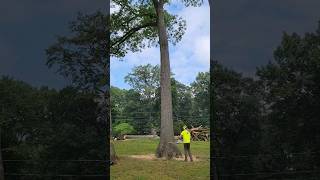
[212, 23, 320, 179]
[0, 78, 108, 179]
[111, 64, 210, 136]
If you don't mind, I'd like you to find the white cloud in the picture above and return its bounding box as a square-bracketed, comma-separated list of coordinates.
[193, 35, 210, 65]
[110, 1, 120, 14]
[169, 4, 210, 83]
[176, 5, 210, 66]
[124, 47, 160, 66]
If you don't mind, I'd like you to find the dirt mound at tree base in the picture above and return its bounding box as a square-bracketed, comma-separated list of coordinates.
[128, 154, 201, 162]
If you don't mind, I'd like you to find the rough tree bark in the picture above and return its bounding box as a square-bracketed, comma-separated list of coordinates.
[0, 128, 5, 180]
[154, 0, 182, 159]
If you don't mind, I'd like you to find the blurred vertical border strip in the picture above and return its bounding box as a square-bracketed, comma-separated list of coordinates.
[209, 0, 219, 179]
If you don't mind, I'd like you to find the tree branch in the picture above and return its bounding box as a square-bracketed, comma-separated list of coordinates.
[151, 0, 159, 10]
[111, 22, 157, 48]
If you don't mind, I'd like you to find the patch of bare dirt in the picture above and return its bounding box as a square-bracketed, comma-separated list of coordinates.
[128, 154, 201, 162]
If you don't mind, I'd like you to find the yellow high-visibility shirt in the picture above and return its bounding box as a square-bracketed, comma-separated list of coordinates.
[180, 130, 191, 143]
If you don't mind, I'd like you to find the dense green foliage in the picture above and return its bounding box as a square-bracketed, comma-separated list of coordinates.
[212, 62, 264, 178]
[1, 77, 107, 179]
[46, 12, 110, 93]
[110, 0, 191, 58]
[212, 23, 320, 179]
[114, 123, 135, 138]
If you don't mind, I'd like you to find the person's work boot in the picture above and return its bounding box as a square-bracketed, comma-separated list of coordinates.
[184, 155, 188, 162]
[189, 155, 193, 162]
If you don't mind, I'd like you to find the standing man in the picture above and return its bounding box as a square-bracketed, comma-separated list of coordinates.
[180, 125, 193, 162]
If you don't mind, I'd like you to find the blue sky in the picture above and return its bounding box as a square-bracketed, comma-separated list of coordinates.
[110, 1, 210, 89]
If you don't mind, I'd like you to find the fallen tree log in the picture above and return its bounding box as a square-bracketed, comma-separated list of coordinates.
[124, 135, 159, 139]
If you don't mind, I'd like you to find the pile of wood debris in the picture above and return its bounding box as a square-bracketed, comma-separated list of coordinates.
[190, 125, 210, 141]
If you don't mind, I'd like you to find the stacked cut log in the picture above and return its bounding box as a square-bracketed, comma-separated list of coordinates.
[190, 125, 210, 141]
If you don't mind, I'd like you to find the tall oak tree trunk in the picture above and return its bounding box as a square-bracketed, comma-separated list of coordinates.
[155, 0, 182, 159]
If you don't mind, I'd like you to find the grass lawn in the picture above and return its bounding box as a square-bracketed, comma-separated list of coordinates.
[110, 139, 210, 180]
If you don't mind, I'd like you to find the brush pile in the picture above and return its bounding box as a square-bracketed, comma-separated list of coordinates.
[190, 125, 210, 141]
